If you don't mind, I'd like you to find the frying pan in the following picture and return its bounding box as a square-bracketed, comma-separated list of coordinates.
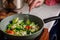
[0, 13, 60, 40]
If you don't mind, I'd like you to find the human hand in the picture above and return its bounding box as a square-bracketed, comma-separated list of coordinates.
[28, 0, 44, 11]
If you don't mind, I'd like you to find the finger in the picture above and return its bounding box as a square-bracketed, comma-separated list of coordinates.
[29, 0, 37, 11]
[28, 0, 33, 5]
[35, 1, 41, 7]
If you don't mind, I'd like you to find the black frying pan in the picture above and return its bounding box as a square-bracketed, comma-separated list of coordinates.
[0, 13, 60, 40]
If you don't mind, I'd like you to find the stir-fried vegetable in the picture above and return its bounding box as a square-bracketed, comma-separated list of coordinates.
[5, 18, 40, 36]
[6, 30, 14, 35]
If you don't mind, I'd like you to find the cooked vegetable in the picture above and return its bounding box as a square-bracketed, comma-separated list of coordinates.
[25, 26, 32, 30]
[6, 30, 14, 35]
[12, 18, 19, 24]
[26, 19, 31, 25]
[5, 18, 40, 36]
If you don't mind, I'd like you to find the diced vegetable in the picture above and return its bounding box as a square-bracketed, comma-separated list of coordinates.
[30, 29, 35, 32]
[7, 24, 12, 30]
[11, 24, 16, 29]
[26, 30, 30, 34]
[20, 30, 27, 36]
[26, 19, 31, 25]
[17, 20, 23, 24]
[14, 31, 22, 36]
[25, 26, 32, 30]
[6, 30, 14, 35]
[12, 18, 19, 24]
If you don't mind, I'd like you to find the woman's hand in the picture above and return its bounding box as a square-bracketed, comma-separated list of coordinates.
[28, 0, 44, 11]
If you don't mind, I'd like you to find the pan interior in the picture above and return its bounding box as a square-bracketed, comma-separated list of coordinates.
[0, 14, 44, 33]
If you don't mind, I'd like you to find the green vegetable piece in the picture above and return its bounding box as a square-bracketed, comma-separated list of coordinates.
[27, 30, 30, 34]
[15, 27, 21, 31]
[30, 22, 35, 26]
[17, 20, 23, 24]
[20, 30, 27, 36]
[15, 25, 23, 31]
[15, 31, 22, 36]
[26, 19, 31, 25]
[12, 18, 19, 24]
[30, 29, 35, 32]
[20, 22, 24, 26]
[7, 24, 12, 30]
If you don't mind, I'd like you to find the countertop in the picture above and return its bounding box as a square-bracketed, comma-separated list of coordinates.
[19, 4, 60, 32]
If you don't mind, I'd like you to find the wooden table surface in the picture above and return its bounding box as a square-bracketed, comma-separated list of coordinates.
[0, 11, 49, 40]
[38, 28, 49, 40]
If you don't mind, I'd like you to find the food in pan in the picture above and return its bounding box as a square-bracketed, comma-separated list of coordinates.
[5, 18, 40, 36]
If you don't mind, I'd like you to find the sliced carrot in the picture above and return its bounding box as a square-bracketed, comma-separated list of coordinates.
[25, 26, 32, 30]
[6, 30, 14, 35]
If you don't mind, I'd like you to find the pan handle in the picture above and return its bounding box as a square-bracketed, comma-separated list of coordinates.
[43, 16, 60, 23]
